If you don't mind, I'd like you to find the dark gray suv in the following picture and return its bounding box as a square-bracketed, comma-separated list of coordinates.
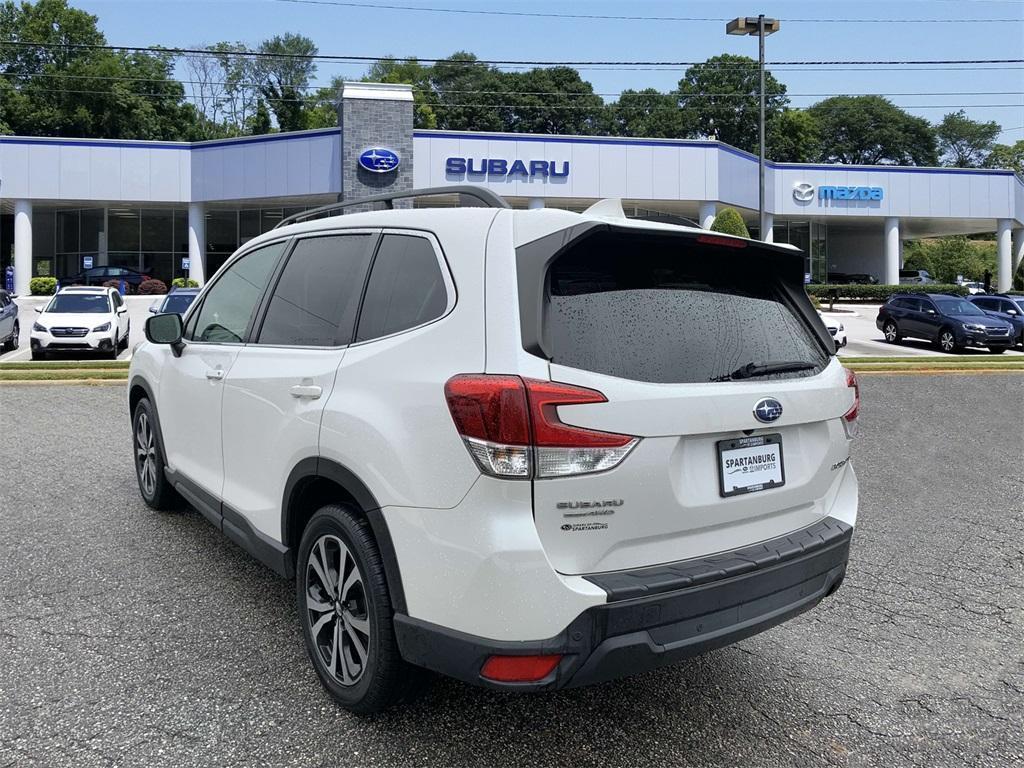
[876, 293, 1014, 353]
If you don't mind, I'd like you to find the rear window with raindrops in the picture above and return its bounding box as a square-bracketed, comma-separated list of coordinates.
[543, 234, 826, 383]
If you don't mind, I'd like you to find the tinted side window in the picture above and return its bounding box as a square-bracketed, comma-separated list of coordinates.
[189, 242, 284, 343]
[355, 235, 448, 342]
[257, 234, 374, 347]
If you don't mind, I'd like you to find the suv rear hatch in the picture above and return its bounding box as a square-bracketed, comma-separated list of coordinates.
[517, 224, 857, 575]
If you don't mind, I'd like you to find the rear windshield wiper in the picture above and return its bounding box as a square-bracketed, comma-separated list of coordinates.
[710, 360, 818, 382]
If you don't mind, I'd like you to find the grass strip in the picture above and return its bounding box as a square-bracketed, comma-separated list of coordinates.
[840, 355, 1022, 363]
[0, 369, 129, 381]
[845, 361, 1023, 372]
[0, 360, 130, 370]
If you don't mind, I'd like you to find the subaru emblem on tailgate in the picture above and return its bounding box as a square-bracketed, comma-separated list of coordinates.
[753, 398, 783, 423]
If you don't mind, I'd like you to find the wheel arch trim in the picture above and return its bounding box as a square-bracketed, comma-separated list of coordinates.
[282, 457, 407, 613]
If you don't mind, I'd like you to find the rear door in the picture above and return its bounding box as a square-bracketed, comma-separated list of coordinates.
[520, 227, 855, 575]
[220, 231, 377, 542]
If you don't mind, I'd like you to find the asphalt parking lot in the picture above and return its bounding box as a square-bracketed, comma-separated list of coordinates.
[0, 375, 1021, 767]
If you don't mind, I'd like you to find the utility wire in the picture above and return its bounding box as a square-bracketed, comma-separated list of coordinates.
[1, 40, 1021, 68]
[271, 0, 1024, 23]
[4, 71, 1022, 99]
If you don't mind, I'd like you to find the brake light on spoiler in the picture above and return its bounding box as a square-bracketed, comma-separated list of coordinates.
[444, 375, 639, 479]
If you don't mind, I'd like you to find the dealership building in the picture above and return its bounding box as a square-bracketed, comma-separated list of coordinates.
[2, 81, 1023, 295]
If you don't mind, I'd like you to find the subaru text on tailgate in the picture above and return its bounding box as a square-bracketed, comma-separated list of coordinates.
[128, 189, 859, 713]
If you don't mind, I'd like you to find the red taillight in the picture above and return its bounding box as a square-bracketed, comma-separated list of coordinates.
[524, 379, 634, 448]
[843, 368, 860, 425]
[444, 375, 638, 478]
[695, 234, 747, 249]
[480, 654, 562, 683]
[444, 375, 530, 445]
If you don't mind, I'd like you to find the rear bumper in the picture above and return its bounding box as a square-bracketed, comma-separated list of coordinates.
[394, 517, 852, 690]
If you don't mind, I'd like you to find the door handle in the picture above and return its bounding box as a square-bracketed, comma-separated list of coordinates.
[205, 369, 225, 381]
[290, 384, 322, 399]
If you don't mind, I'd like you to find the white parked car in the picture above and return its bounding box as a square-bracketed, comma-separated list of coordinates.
[960, 281, 987, 295]
[31, 286, 129, 360]
[818, 311, 848, 347]
[129, 188, 860, 714]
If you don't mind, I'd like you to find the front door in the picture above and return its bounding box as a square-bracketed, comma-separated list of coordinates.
[221, 232, 377, 541]
[158, 240, 287, 503]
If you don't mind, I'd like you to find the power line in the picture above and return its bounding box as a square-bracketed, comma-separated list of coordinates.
[5, 71, 1023, 99]
[8, 84, 1022, 111]
[271, 0, 1024, 23]
[1, 40, 1021, 68]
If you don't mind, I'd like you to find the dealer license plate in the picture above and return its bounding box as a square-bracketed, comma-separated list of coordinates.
[717, 434, 785, 497]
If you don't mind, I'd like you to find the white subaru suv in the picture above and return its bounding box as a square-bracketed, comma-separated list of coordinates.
[129, 187, 859, 714]
[32, 285, 130, 360]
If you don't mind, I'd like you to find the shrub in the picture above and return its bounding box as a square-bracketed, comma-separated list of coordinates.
[102, 279, 122, 290]
[806, 284, 968, 302]
[137, 279, 168, 295]
[171, 277, 199, 289]
[710, 207, 750, 238]
[29, 277, 57, 295]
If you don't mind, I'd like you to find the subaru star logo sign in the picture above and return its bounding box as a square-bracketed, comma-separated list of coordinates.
[358, 147, 400, 173]
[753, 398, 783, 423]
[793, 182, 814, 202]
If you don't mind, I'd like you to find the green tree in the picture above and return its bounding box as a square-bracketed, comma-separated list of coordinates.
[903, 237, 996, 283]
[430, 52, 508, 132]
[808, 96, 938, 165]
[984, 140, 1024, 175]
[256, 32, 317, 132]
[502, 67, 605, 135]
[0, 0, 203, 140]
[935, 110, 1000, 167]
[364, 57, 437, 128]
[768, 109, 820, 163]
[610, 88, 682, 138]
[710, 207, 750, 238]
[676, 54, 788, 153]
[248, 99, 272, 134]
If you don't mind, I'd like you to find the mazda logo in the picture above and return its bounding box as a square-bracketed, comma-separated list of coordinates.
[753, 398, 783, 423]
[792, 182, 814, 202]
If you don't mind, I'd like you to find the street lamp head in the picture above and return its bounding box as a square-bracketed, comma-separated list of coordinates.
[726, 16, 780, 35]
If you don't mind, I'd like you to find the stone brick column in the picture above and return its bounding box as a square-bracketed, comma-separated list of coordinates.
[339, 82, 414, 210]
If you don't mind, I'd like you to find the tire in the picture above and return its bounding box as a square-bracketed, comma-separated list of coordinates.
[882, 320, 901, 344]
[988, 346, 1006, 354]
[296, 504, 424, 715]
[937, 328, 961, 354]
[30, 348, 46, 361]
[2, 322, 18, 352]
[131, 397, 182, 511]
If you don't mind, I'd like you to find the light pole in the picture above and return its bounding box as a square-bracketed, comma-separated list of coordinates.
[727, 15, 780, 241]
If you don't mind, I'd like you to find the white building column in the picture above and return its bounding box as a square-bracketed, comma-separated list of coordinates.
[527, 198, 545, 210]
[996, 218, 1012, 292]
[1012, 228, 1024, 282]
[13, 200, 32, 296]
[884, 217, 900, 286]
[187, 203, 206, 286]
[762, 212, 774, 243]
[698, 201, 716, 230]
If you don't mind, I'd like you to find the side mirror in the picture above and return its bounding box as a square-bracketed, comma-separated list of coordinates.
[148, 305, 158, 314]
[116, 305, 127, 314]
[34, 306, 43, 314]
[145, 312, 184, 357]
[927, 309, 936, 315]
[1008, 309, 1019, 316]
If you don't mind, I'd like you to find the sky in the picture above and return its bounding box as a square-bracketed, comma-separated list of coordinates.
[74, 0, 1024, 140]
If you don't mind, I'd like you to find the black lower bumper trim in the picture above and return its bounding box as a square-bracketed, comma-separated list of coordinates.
[393, 517, 852, 691]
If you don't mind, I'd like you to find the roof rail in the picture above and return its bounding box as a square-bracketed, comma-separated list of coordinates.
[274, 185, 511, 229]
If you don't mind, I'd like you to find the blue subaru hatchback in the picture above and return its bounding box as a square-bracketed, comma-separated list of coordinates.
[967, 294, 1024, 348]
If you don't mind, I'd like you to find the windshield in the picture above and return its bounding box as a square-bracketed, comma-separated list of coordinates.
[162, 294, 196, 315]
[936, 299, 984, 316]
[539, 233, 826, 384]
[45, 294, 111, 314]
